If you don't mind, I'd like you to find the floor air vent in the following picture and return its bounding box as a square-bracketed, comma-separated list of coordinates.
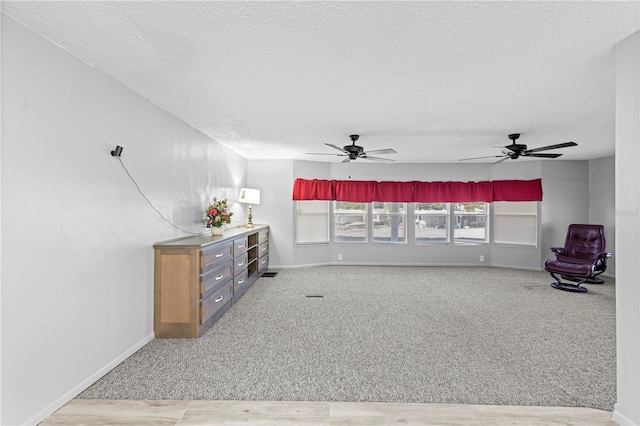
[262, 271, 278, 277]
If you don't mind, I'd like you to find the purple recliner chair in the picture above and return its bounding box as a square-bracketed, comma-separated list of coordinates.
[544, 224, 613, 292]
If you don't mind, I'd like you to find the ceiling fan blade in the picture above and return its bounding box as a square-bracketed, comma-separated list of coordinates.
[362, 155, 395, 162]
[492, 156, 510, 164]
[324, 143, 347, 153]
[526, 153, 563, 158]
[306, 152, 346, 156]
[366, 148, 397, 155]
[526, 142, 577, 153]
[341, 157, 351, 163]
[460, 155, 506, 161]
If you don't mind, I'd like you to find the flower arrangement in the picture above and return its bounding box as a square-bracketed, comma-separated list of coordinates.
[205, 197, 233, 228]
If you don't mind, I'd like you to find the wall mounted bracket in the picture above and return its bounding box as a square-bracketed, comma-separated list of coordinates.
[111, 145, 123, 157]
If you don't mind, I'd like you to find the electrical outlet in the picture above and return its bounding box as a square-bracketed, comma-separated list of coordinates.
[338, 253, 343, 261]
[479, 255, 485, 262]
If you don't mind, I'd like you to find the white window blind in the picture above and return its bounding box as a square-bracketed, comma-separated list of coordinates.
[296, 201, 329, 244]
[493, 201, 538, 246]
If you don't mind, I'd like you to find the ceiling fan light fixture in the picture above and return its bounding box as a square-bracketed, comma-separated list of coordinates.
[460, 133, 578, 163]
[306, 134, 397, 162]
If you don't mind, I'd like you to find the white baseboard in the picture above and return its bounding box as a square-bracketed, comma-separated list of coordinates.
[270, 262, 497, 269]
[490, 263, 543, 272]
[25, 332, 155, 426]
[270, 263, 616, 278]
[613, 404, 637, 425]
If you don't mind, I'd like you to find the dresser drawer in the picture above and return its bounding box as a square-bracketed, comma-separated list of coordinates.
[201, 262, 233, 298]
[233, 252, 249, 275]
[201, 241, 233, 273]
[258, 253, 269, 274]
[234, 269, 248, 293]
[258, 229, 269, 245]
[233, 269, 255, 302]
[234, 236, 249, 255]
[201, 281, 232, 324]
[258, 241, 269, 258]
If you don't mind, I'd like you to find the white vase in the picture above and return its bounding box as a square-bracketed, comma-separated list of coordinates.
[211, 227, 223, 236]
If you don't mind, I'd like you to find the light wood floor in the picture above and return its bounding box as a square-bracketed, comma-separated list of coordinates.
[39, 399, 617, 425]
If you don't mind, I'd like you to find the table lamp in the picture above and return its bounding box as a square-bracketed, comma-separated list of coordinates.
[238, 188, 261, 228]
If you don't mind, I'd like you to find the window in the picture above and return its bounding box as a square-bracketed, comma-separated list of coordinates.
[454, 202, 488, 244]
[295, 201, 329, 244]
[372, 202, 406, 243]
[334, 201, 368, 243]
[415, 203, 449, 244]
[493, 201, 538, 247]
[303, 200, 537, 248]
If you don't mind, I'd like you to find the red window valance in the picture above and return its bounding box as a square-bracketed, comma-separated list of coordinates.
[334, 180, 376, 202]
[492, 179, 543, 201]
[291, 179, 334, 200]
[372, 181, 414, 202]
[292, 178, 542, 202]
[412, 181, 494, 202]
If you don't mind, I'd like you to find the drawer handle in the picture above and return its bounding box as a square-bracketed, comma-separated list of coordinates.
[215, 296, 223, 302]
[215, 253, 224, 258]
[261, 260, 266, 264]
[215, 274, 224, 280]
[261, 247, 266, 251]
[237, 279, 244, 284]
[238, 262, 244, 266]
[238, 244, 244, 248]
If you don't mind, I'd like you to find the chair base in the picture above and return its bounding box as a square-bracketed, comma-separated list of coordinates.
[550, 281, 588, 293]
[560, 274, 604, 284]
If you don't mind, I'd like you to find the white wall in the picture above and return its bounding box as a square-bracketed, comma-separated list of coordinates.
[589, 156, 616, 276]
[247, 159, 297, 267]
[540, 160, 590, 257]
[614, 31, 640, 426]
[0, 15, 247, 425]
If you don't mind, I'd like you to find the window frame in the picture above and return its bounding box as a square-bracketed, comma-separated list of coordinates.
[333, 201, 369, 244]
[372, 201, 407, 244]
[414, 202, 450, 245]
[453, 202, 489, 245]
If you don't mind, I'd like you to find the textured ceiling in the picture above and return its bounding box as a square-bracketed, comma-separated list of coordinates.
[2, 1, 639, 163]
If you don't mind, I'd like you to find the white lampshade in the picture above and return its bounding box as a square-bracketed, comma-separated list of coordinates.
[239, 188, 260, 205]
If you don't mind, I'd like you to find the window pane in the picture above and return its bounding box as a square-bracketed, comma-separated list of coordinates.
[296, 201, 329, 244]
[454, 202, 488, 244]
[334, 202, 367, 243]
[415, 203, 449, 243]
[494, 201, 538, 246]
[373, 202, 406, 243]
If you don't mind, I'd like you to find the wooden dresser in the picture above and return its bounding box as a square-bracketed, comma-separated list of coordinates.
[153, 225, 269, 338]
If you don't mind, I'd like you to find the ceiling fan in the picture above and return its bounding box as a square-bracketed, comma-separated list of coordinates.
[460, 133, 578, 164]
[306, 134, 397, 162]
